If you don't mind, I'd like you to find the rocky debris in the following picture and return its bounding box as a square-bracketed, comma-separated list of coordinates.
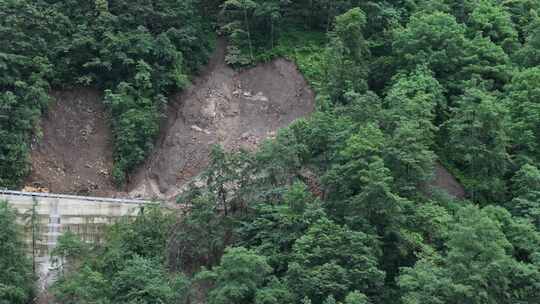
[27, 89, 118, 197]
[233, 89, 269, 102]
[429, 162, 466, 199]
[22, 185, 50, 193]
[299, 169, 324, 199]
[128, 39, 315, 200]
[190, 125, 211, 135]
[237, 132, 260, 148]
[245, 92, 269, 102]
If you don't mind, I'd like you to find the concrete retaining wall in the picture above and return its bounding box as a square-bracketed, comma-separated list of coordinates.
[1, 190, 150, 244]
[0, 190, 153, 289]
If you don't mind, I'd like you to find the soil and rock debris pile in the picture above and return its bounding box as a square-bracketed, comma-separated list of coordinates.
[26, 42, 462, 201]
[128, 40, 315, 200]
[430, 163, 466, 199]
[27, 41, 316, 199]
[26, 89, 118, 197]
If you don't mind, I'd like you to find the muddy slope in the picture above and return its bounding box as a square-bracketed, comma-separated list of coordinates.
[27, 89, 117, 196]
[128, 40, 316, 199]
[26, 46, 463, 202]
[430, 162, 466, 199]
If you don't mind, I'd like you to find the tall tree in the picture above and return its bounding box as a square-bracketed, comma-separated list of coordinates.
[505, 67, 540, 164]
[324, 7, 369, 102]
[465, 0, 519, 52]
[399, 205, 540, 304]
[444, 85, 510, 203]
[221, 0, 258, 65]
[286, 218, 384, 304]
[382, 66, 441, 194]
[237, 182, 325, 274]
[508, 164, 540, 228]
[392, 11, 468, 92]
[52, 265, 111, 304]
[0, 200, 34, 304]
[515, 11, 540, 67]
[197, 247, 290, 304]
[111, 256, 181, 304]
[23, 197, 41, 276]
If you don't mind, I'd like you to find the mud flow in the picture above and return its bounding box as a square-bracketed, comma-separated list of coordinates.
[28, 40, 315, 200]
[128, 40, 315, 200]
[430, 162, 466, 199]
[27, 89, 118, 197]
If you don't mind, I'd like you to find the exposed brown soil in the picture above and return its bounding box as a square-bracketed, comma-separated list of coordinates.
[26, 89, 118, 196]
[127, 39, 316, 200]
[430, 162, 466, 199]
[26, 44, 465, 203]
[27, 39, 315, 199]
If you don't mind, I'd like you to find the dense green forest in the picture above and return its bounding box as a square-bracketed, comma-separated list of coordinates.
[2, 0, 540, 303]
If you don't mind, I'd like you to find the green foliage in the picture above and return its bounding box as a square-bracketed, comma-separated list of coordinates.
[101, 206, 175, 267]
[256, 30, 327, 90]
[502, 0, 540, 40]
[466, 0, 519, 52]
[324, 8, 369, 102]
[508, 164, 540, 228]
[399, 205, 540, 304]
[55, 255, 186, 304]
[382, 66, 441, 194]
[392, 11, 468, 91]
[112, 256, 178, 304]
[515, 11, 540, 66]
[104, 81, 161, 184]
[6, 1, 540, 304]
[0, 0, 213, 186]
[0, 200, 34, 304]
[344, 291, 370, 304]
[188, 4, 540, 303]
[168, 193, 232, 271]
[53, 230, 90, 273]
[286, 217, 384, 303]
[197, 246, 278, 304]
[444, 85, 510, 203]
[0, 51, 51, 187]
[53, 265, 112, 304]
[505, 67, 540, 164]
[392, 10, 510, 93]
[237, 182, 325, 274]
[52, 207, 185, 304]
[221, 0, 258, 65]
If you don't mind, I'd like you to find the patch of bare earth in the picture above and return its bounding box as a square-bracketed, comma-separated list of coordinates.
[430, 162, 466, 199]
[26, 89, 118, 197]
[26, 40, 315, 200]
[128, 39, 316, 200]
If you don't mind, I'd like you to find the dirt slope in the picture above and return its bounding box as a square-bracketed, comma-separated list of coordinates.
[26, 44, 464, 202]
[27, 41, 314, 199]
[26, 89, 118, 196]
[430, 162, 466, 199]
[128, 40, 316, 199]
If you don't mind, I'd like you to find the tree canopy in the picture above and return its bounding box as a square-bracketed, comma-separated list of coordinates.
[3, 1, 540, 304]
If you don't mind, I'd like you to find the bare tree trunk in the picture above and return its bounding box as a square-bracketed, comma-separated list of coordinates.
[271, 17, 274, 49]
[244, 7, 254, 61]
[326, 0, 334, 33]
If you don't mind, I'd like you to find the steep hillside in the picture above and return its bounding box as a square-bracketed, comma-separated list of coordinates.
[128, 40, 315, 199]
[26, 41, 315, 199]
[430, 163, 466, 199]
[26, 89, 118, 196]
